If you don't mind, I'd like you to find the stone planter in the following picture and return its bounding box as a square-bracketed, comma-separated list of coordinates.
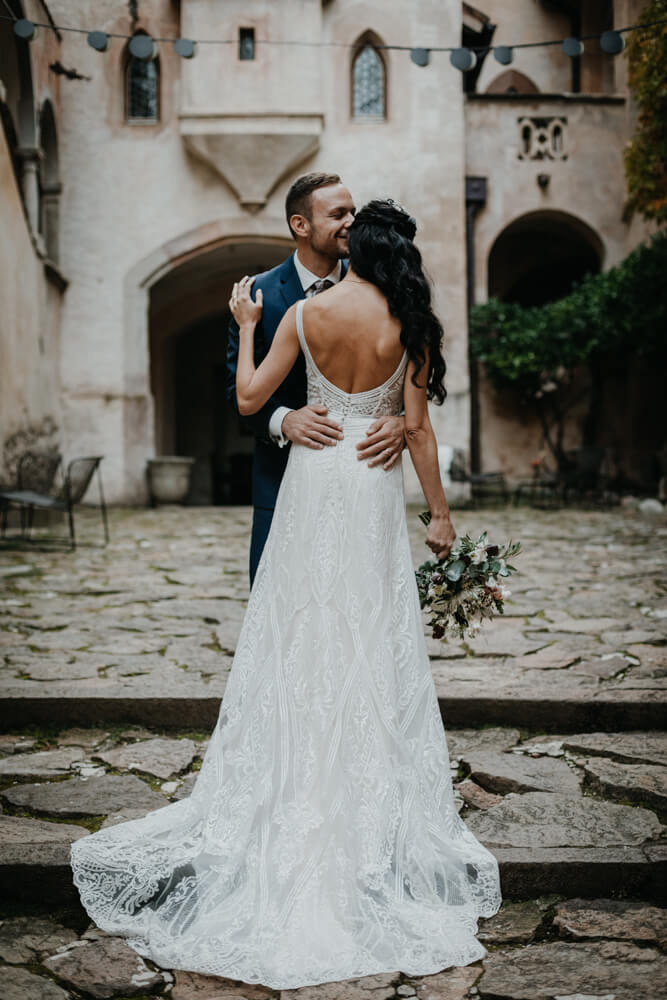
[147, 456, 195, 505]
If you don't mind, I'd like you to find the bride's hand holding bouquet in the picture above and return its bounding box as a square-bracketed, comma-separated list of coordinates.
[417, 512, 521, 642]
[424, 511, 457, 561]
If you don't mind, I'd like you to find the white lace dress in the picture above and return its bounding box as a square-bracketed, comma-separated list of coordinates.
[70, 299, 502, 989]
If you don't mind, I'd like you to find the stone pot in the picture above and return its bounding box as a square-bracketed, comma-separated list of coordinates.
[147, 456, 195, 505]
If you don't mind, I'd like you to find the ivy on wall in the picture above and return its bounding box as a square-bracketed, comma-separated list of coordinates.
[468, 231, 667, 469]
[624, 0, 667, 222]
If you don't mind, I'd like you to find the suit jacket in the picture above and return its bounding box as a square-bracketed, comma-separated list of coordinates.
[226, 254, 347, 511]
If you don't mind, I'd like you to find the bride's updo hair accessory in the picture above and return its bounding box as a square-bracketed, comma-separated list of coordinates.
[348, 198, 447, 404]
[354, 199, 417, 242]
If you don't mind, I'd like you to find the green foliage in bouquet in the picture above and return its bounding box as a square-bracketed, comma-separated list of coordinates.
[416, 514, 521, 641]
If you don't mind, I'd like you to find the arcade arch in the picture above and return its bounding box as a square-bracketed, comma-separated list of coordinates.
[488, 210, 603, 306]
[148, 237, 292, 504]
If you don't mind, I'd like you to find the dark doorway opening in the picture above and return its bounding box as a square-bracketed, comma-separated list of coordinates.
[149, 238, 291, 504]
[172, 313, 253, 505]
[488, 211, 602, 307]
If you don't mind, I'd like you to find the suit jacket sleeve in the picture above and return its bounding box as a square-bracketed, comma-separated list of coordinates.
[226, 311, 286, 445]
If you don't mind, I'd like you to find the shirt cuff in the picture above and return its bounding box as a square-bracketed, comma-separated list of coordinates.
[269, 406, 293, 447]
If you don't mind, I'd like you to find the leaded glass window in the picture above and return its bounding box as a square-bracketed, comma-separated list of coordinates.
[126, 54, 159, 122]
[353, 44, 385, 119]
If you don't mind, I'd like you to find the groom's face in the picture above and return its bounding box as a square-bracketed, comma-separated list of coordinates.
[306, 184, 356, 259]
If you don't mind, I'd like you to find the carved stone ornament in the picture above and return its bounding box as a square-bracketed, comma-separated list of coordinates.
[517, 116, 568, 161]
[180, 113, 323, 212]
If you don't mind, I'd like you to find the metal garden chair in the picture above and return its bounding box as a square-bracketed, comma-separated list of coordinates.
[0, 453, 109, 549]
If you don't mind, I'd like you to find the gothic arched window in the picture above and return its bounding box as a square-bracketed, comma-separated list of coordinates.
[39, 100, 61, 264]
[352, 40, 386, 119]
[125, 36, 159, 123]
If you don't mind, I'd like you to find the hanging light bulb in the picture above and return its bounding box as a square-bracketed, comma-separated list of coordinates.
[600, 30, 625, 54]
[174, 38, 197, 59]
[129, 34, 157, 61]
[13, 19, 37, 41]
[410, 48, 430, 67]
[494, 46, 513, 65]
[450, 48, 478, 72]
[562, 37, 584, 57]
[87, 31, 110, 53]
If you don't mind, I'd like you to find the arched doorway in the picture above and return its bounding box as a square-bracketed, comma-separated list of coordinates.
[475, 211, 605, 477]
[149, 238, 291, 504]
[488, 210, 603, 306]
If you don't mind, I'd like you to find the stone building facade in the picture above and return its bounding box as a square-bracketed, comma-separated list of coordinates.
[0, 0, 654, 504]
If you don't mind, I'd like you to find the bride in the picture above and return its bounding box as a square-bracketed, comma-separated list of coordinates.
[70, 199, 501, 990]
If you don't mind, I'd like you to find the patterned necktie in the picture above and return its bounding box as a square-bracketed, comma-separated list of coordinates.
[306, 278, 334, 298]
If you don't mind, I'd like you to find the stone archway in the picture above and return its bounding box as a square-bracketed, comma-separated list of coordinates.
[488, 210, 603, 306]
[149, 239, 290, 504]
[120, 218, 293, 503]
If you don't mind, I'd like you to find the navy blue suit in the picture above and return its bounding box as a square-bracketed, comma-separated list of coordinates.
[226, 255, 346, 584]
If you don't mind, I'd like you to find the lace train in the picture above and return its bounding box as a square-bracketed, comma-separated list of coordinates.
[70, 302, 501, 988]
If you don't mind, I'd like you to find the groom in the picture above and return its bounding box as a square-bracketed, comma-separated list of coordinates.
[227, 172, 405, 584]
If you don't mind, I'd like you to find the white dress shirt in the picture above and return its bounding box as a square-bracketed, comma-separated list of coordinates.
[268, 252, 343, 446]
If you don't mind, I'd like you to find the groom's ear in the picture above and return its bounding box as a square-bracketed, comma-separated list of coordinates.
[289, 213, 310, 239]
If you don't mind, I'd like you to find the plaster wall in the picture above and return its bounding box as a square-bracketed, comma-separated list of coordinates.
[48, 0, 469, 502]
[0, 0, 63, 485]
[0, 126, 62, 483]
[474, 0, 572, 95]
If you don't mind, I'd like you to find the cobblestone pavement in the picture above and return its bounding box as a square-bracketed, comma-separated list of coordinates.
[0, 504, 665, 999]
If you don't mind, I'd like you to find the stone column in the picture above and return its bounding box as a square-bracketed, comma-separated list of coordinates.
[465, 176, 487, 474]
[16, 146, 43, 235]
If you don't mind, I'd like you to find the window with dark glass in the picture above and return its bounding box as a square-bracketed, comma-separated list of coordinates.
[239, 28, 255, 61]
[352, 44, 385, 119]
[126, 48, 159, 122]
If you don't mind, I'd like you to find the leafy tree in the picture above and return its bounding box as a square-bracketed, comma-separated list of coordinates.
[468, 231, 667, 471]
[624, 1, 667, 222]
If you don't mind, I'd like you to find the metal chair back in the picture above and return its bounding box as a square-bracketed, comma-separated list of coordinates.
[17, 452, 62, 493]
[63, 457, 103, 503]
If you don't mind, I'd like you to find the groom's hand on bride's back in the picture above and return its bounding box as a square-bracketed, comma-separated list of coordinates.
[282, 406, 344, 449]
[356, 415, 405, 470]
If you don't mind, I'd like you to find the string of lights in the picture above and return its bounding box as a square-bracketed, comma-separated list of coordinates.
[2, 12, 666, 72]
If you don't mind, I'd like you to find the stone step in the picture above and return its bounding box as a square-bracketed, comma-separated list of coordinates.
[1, 688, 664, 732]
[1, 785, 665, 910]
[1, 835, 664, 912]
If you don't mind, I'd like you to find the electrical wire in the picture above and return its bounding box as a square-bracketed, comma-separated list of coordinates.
[0, 12, 665, 54]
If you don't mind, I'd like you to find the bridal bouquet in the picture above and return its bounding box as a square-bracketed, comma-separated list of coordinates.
[416, 514, 521, 641]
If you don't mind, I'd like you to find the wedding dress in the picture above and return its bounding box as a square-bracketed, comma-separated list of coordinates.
[71, 299, 502, 989]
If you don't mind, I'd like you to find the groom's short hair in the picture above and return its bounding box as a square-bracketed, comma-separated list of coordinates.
[285, 172, 342, 238]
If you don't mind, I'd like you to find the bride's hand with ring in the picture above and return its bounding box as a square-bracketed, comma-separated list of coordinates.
[229, 275, 263, 328]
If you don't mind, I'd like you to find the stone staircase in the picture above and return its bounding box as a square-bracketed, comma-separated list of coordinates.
[0, 505, 665, 999]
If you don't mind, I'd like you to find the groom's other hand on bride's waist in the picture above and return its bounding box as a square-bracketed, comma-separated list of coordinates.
[281, 405, 344, 450]
[356, 415, 405, 470]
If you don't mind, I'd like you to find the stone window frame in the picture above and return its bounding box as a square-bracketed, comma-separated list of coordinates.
[351, 31, 387, 122]
[124, 32, 161, 126]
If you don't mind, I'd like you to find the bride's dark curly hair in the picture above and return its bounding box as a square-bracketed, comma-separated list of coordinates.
[347, 199, 446, 403]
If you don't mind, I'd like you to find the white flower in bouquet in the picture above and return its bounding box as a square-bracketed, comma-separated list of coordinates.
[471, 542, 488, 564]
